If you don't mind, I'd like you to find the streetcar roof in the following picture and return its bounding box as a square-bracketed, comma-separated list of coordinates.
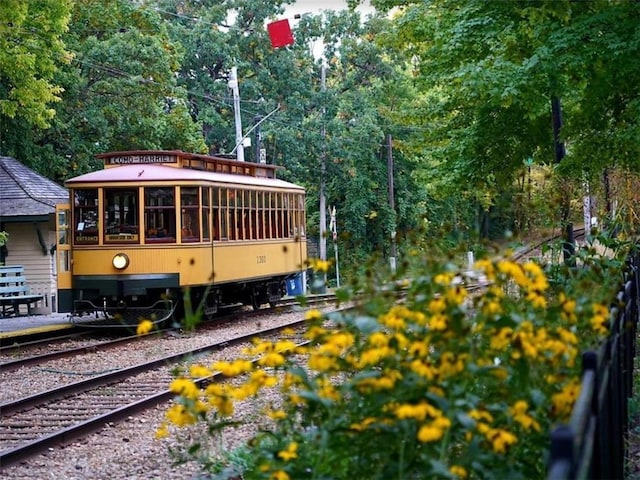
[65, 164, 305, 191]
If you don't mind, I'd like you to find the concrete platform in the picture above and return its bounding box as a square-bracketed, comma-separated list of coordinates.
[0, 312, 74, 339]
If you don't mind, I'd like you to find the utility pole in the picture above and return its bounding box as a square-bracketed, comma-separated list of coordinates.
[229, 67, 244, 162]
[318, 62, 327, 292]
[387, 134, 397, 273]
[551, 95, 575, 266]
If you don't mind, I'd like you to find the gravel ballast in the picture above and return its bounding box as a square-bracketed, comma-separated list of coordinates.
[1, 307, 327, 479]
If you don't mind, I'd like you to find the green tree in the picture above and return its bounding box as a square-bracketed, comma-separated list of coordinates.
[371, 0, 640, 235]
[0, 0, 72, 153]
[8, 0, 207, 180]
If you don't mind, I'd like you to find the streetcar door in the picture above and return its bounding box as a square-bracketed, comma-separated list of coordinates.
[55, 203, 73, 312]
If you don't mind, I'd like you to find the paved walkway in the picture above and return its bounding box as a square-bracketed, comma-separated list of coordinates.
[0, 312, 72, 336]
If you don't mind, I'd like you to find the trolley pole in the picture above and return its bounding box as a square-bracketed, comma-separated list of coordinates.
[253, 115, 264, 164]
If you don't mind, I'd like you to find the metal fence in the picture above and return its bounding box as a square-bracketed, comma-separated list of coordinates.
[548, 251, 639, 479]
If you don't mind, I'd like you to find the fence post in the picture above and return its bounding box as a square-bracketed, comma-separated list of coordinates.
[549, 425, 574, 479]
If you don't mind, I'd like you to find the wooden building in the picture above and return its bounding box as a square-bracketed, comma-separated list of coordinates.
[0, 157, 68, 313]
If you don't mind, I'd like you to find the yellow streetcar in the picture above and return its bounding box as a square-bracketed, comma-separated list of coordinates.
[55, 150, 307, 325]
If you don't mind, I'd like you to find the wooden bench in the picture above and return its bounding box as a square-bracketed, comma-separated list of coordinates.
[0, 265, 44, 317]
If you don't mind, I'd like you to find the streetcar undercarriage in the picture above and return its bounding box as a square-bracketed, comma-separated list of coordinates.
[69, 275, 289, 327]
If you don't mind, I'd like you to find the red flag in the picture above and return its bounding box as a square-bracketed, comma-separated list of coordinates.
[267, 19, 294, 48]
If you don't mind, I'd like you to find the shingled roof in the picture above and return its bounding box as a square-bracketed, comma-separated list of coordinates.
[0, 156, 68, 220]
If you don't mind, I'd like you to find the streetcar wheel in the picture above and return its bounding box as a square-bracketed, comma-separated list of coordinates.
[251, 294, 262, 311]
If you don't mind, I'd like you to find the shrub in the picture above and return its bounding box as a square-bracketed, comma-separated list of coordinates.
[155, 232, 632, 479]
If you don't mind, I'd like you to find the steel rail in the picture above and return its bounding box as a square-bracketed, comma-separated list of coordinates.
[0, 317, 312, 468]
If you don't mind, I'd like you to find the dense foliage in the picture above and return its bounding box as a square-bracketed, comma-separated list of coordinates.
[1, 0, 639, 276]
[156, 233, 632, 479]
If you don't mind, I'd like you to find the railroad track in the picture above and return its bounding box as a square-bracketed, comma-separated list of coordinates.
[0, 316, 312, 469]
[511, 226, 586, 262]
[0, 293, 336, 363]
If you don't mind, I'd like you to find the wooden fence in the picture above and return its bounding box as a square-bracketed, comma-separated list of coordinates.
[547, 251, 640, 479]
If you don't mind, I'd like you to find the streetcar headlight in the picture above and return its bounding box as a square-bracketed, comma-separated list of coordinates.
[112, 253, 129, 270]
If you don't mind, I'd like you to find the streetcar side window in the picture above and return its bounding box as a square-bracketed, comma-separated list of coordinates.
[144, 187, 176, 243]
[256, 191, 264, 240]
[296, 195, 307, 238]
[180, 186, 200, 243]
[212, 187, 221, 241]
[202, 187, 211, 242]
[104, 188, 139, 243]
[73, 188, 99, 245]
[220, 187, 228, 241]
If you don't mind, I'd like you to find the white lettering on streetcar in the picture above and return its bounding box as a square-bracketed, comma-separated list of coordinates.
[108, 154, 176, 164]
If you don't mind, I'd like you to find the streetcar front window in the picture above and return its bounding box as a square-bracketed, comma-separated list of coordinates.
[104, 188, 139, 243]
[180, 186, 200, 243]
[73, 189, 99, 245]
[144, 187, 176, 243]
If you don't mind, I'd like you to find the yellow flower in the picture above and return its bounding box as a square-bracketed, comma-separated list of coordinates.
[155, 422, 169, 439]
[271, 470, 290, 480]
[429, 314, 448, 331]
[379, 310, 406, 329]
[417, 424, 445, 442]
[490, 327, 512, 350]
[368, 331, 389, 347]
[304, 309, 323, 321]
[212, 359, 253, 376]
[560, 295, 577, 323]
[410, 359, 437, 380]
[169, 378, 200, 400]
[509, 400, 541, 432]
[309, 258, 330, 272]
[278, 442, 298, 461]
[394, 401, 439, 421]
[428, 297, 446, 314]
[526, 290, 547, 309]
[469, 409, 494, 423]
[305, 325, 327, 340]
[358, 346, 394, 367]
[317, 378, 341, 401]
[445, 285, 467, 305]
[189, 364, 211, 378]
[474, 258, 496, 280]
[349, 417, 377, 431]
[434, 272, 454, 285]
[487, 428, 517, 453]
[266, 409, 287, 420]
[590, 303, 609, 335]
[557, 327, 578, 345]
[258, 351, 286, 367]
[450, 465, 468, 478]
[481, 299, 502, 316]
[166, 404, 196, 427]
[308, 353, 338, 372]
[136, 319, 154, 335]
[552, 380, 581, 418]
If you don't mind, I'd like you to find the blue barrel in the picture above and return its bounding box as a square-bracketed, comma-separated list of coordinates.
[286, 274, 303, 296]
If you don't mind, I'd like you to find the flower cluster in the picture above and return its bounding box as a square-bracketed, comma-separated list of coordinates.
[158, 252, 619, 479]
